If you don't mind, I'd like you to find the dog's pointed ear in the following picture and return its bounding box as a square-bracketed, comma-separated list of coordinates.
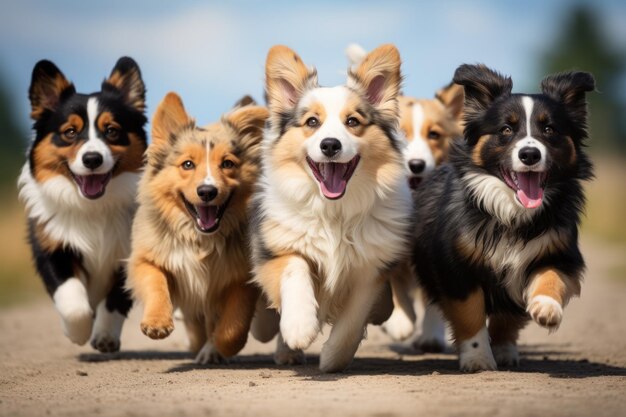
[151, 92, 193, 147]
[103, 57, 146, 113]
[347, 44, 402, 121]
[233, 95, 256, 109]
[226, 105, 269, 159]
[265, 45, 317, 113]
[541, 71, 595, 121]
[29, 60, 75, 120]
[436, 82, 465, 122]
[453, 64, 512, 115]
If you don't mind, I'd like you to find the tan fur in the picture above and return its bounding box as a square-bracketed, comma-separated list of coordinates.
[471, 135, 491, 166]
[30, 72, 73, 119]
[128, 93, 267, 358]
[527, 268, 581, 306]
[488, 313, 528, 346]
[440, 288, 487, 342]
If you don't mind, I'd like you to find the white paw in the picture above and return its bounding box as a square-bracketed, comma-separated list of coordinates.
[492, 343, 519, 367]
[53, 278, 93, 345]
[274, 335, 306, 365]
[279, 311, 320, 351]
[195, 342, 225, 365]
[381, 308, 415, 341]
[458, 328, 497, 372]
[527, 295, 563, 330]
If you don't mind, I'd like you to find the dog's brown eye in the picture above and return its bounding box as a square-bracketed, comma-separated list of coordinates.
[63, 128, 77, 140]
[104, 126, 119, 141]
[181, 160, 195, 170]
[221, 159, 235, 169]
[500, 125, 513, 136]
[428, 130, 441, 140]
[346, 117, 360, 127]
[306, 117, 320, 128]
[543, 126, 554, 136]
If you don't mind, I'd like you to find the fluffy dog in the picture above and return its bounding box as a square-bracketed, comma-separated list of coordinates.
[250, 44, 412, 372]
[19, 57, 147, 352]
[413, 64, 594, 371]
[127, 93, 268, 363]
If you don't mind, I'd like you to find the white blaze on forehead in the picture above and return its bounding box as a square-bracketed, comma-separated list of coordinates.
[403, 103, 435, 175]
[512, 96, 547, 171]
[69, 97, 115, 175]
[204, 138, 214, 185]
[302, 86, 359, 163]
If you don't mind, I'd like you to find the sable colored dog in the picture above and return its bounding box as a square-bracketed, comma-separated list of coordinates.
[127, 93, 268, 364]
[18, 58, 147, 352]
[250, 44, 412, 372]
[413, 64, 594, 371]
[347, 44, 464, 348]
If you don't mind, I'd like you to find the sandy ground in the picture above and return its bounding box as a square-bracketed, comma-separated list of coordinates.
[1, 238, 625, 417]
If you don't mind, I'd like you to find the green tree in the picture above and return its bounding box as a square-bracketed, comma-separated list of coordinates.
[541, 5, 626, 152]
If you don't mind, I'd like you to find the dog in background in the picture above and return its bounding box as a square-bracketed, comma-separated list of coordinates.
[413, 64, 594, 371]
[127, 93, 268, 364]
[250, 44, 412, 372]
[19, 57, 147, 352]
[347, 44, 464, 350]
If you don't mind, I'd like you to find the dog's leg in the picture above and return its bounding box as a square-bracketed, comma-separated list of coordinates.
[195, 305, 223, 365]
[319, 279, 383, 373]
[131, 260, 174, 339]
[255, 255, 320, 351]
[488, 313, 528, 367]
[213, 282, 259, 357]
[250, 295, 280, 343]
[274, 332, 306, 365]
[183, 315, 206, 354]
[91, 267, 132, 353]
[412, 300, 447, 353]
[381, 262, 417, 340]
[525, 268, 580, 331]
[440, 288, 496, 372]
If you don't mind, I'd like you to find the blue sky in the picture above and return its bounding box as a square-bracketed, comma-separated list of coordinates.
[1, 0, 625, 137]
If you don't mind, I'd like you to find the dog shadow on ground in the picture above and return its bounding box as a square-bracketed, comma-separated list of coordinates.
[79, 342, 626, 380]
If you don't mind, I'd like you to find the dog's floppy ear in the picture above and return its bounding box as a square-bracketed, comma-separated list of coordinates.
[265, 45, 318, 113]
[453, 64, 512, 114]
[151, 92, 193, 148]
[348, 44, 402, 121]
[103, 57, 146, 113]
[541, 71, 595, 126]
[29, 60, 75, 120]
[436, 82, 465, 122]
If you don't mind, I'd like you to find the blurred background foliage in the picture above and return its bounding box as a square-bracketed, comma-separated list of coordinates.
[0, 3, 624, 307]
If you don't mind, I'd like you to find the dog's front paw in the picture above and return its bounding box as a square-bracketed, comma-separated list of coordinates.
[195, 342, 225, 365]
[91, 333, 120, 353]
[274, 338, 306, 366]
[458, 328, 497, 372]
[381, 308, 415, 341]
[280, 311, 319, 351]
[492, 343, 519, 367]
[140, 314, 174, 339]
[527, 295, 563, 330]
[60, 308, 94, 346]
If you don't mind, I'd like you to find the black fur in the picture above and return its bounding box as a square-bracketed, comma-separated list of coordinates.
[414, 65, 595, 319]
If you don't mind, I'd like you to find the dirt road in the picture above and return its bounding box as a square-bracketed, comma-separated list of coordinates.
[1, 238, 625, 417]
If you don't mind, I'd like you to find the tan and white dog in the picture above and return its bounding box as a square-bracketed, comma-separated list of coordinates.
[127, 93, 268, 364]
[250, 44, 412, 372]
[347, 44, 464, 350]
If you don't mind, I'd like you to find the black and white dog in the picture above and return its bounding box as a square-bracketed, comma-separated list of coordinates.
[18, 58, 147, 352]
[413, 64, 594, 371]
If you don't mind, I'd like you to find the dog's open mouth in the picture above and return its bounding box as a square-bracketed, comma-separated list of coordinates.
[71, 171, 113, 200]
[182, 193, 232, 234]
[501, 168, 547, 209]
[408, 176, 423, 190]
[306, 155, 360, 200]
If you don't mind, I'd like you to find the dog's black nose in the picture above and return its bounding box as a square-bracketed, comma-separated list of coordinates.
[408, 159, 426, 174]
[82, 152, 103, 170]
[197, 185, 218, 202]
[320, 138, 342, 157]
[518, 147, 541, 166]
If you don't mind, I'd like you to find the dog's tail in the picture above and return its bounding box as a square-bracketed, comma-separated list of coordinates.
[345, 43, 368, 70]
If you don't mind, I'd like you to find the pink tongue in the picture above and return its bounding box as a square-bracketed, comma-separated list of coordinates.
[196, 205, 218, 231]
[320, 163, 348, 199]
[516, 171, 544, 209]
[77, 174, 110, 199]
